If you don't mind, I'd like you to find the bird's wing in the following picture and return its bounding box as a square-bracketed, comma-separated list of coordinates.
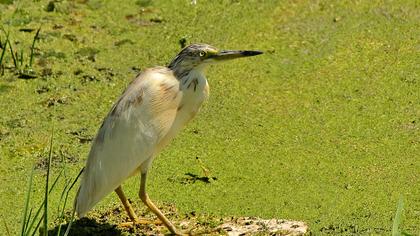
[76, 67, 181, 216]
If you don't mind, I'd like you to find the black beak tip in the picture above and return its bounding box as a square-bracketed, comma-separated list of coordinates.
[241, 50, 263, 56]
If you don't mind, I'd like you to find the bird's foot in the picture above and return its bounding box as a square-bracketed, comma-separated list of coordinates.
[119, 218, 162, 227]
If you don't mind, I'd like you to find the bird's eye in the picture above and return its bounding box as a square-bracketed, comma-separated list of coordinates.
[199, 51, 206, 57]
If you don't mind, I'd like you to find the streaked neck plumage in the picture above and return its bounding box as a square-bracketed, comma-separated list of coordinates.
[168, 58, 208, 89]
[168, 59, 197, 79]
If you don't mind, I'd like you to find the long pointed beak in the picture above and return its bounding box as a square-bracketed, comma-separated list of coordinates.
[210, 50, 263, 61]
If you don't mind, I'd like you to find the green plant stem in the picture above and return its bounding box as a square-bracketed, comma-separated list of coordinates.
[20, 167, 35, 236]
[0, 33, 8, 67]
[29, 27, 41, 67]
[24, 167, 64, 235]
[392, 196, 404, 236]
[43, 130, 54, 236]
[20, 49, 23, 66]
[6, 36, 18, 68]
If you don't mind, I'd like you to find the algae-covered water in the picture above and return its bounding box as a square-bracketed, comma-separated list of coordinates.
[0, 0, 419, 235]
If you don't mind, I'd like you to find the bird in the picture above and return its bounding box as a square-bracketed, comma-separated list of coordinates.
[74, 43, 262, 235]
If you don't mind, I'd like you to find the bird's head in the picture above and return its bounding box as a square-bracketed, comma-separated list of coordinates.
[168, 43, 262, 76]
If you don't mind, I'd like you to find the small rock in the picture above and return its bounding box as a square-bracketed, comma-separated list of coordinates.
[219, 217, 307, 236]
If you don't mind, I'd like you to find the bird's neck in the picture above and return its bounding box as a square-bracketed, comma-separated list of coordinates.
[168, 56, 191, 79]
[168, 63, 207, 81]
[168, 59, 206, 80]
[177, 68, 207, 90]
[170, 66, 193, 79]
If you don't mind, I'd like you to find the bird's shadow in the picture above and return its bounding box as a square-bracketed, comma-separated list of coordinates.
[48, 218, 124, 236]
[184, 172, 217, 184]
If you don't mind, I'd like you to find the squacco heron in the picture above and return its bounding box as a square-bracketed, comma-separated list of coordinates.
[74, 44, 262, 235]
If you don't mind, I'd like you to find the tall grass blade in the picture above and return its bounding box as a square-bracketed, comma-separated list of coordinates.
[23, 208, 33, 235]
[0, 33, 8, 67]
[67, 168, 83, 197]
[43, 131, 54, 236]
[24, 167, 64, 235]
[56, 152, 69, 216]
[55, 179, 71, 236]
[20, 49, 23, 66]
[64, 168, 84, 236]
[392, 196, 404, 236]
[57, 177, 70, 215]
[29, 218, 43, 236]
[6, 36, 18, 68]
[29, 27, 40, 67]
[15, 51, 19, 66]
[20, 166, 35, 236]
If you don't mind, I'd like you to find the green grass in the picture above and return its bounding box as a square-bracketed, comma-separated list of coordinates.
[0, 0, 419, 235]
[17, 132, 81, 236]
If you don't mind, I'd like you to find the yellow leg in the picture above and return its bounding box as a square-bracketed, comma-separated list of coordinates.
[140, 173, 187, 235]
[115, 186, 138, 222]
[115, 186, 161, 227]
